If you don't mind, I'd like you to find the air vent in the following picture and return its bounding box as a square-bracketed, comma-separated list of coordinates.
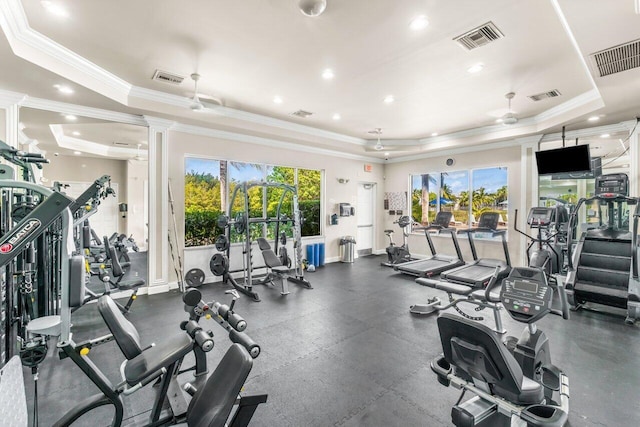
[152, 69, 185, 85]
[291, 110, 313, 118]
[528, 90, 562, 102]
[113, 142, 130, 147]
[453, 21, 504, 50]
[589, 39, 640, 77]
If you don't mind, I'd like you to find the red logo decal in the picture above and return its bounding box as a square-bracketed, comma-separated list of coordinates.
[0, 243, 13, 253]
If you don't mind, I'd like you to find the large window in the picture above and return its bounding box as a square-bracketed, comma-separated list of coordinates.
[411, 167, 508, 232]
[185, 158, 322, 247]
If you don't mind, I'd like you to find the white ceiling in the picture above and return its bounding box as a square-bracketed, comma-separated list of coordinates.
[2, 0, 640, 159]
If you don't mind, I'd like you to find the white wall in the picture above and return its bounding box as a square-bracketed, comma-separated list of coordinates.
[167, 131, 385, 280]
[383, 145, 525, 267]
[42, 155, 128, 233]
[126, 159, 148, 250]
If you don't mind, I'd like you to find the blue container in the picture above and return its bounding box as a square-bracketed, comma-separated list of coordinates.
[306, 245, 315, 266]
[313, 243, 320, 268]
[318, 243, 325, 266]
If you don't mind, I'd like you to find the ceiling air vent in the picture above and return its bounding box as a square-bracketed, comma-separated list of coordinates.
[589, 39, 640, 77]
[152, 69, 185, 85]
[291, 110, 313, 118]
[528, 89, 562, 102]
[453, 21, 504, 50]
[113, 142, 130, 147]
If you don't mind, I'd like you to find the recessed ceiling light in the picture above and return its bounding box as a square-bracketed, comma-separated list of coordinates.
[41, 1, 69, 17]
[384, 152, 390, 156]
[409, 15, 429, 31]
[600, 133, 610, 138]
[65, 114, 77, 121]
[384, 95, 395, 104]
[322, 69, 334, 80]
[588, 116, 600, 122]
[72, 131, 80, 136]
[273, 96, 283, 104]
[332, 113, 341, 120]
[467, 63, 484, 73]
[53, 84, 74, 94]
[431, 132, 438, 137]
[495, 118, 503, 123]
[73, 151, 81, 155]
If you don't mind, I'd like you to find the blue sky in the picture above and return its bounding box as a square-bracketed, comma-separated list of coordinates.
[186, 158, 264, 181]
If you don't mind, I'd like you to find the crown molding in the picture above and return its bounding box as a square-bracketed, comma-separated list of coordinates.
[22, 95, 147, 126]
[49, 124, 147, 159]
[143, 116, 175, 131]
[171, 123, 384, 164]
[387, 139, 524, 164]
[0, 88, 27, 107]
[539, 120, 638, 143]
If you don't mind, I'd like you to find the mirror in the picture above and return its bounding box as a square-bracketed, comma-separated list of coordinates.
[18, 107, 149, 279]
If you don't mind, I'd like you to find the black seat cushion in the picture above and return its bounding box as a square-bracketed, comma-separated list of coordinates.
[256, 237, 285, 269]
[186, 344, 253, 427]
[437, 313, 543, 405]
[117, 279, 146, 290]
[124, 333, 193, 386]
[97, 296, 143, 360]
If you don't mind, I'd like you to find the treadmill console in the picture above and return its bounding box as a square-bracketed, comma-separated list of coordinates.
[476, 212, 500, 230]
[433, 211, 452, 228]
[527, 207, 554, 228]
[595, 173, 628, 197]
[500, 267, 552, 324]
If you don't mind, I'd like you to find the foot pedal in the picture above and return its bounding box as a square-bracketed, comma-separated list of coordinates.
[409, 297, 441, 315]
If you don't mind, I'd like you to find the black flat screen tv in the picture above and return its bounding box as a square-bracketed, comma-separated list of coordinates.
[535, 145, 591, 175]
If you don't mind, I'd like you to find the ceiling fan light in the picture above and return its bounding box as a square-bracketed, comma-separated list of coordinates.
[502, 112, 518, 125]
[375, 143, 384, 150]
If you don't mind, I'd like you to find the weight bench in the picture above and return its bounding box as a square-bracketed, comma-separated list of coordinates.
[410, 266, 506, 334]
[255, 237, 291, 295]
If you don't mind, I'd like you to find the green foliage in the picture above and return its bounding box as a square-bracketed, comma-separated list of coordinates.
[185, 163, 321, 247]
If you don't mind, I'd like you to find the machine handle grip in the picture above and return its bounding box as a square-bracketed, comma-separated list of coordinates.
[227, 312, 247, 332]
[553, 275, 570, 320]
[229, 329, 260, 359]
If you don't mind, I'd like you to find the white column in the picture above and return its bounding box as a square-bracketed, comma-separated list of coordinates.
[627, 121, 639, 197]
[0, 89, 26, 148]
[518, 136, 542, 264]
[144, 116, 174, 293]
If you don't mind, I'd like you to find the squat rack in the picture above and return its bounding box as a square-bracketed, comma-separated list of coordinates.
[216, 181, 312, 301]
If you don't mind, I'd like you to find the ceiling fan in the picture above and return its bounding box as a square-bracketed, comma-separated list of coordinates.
[501, 92, 518, 125]
[189, 73, 204, 111]
[369, 128, 384, 150]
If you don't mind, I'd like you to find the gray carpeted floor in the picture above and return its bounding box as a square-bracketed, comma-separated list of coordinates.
[26, 255, 640, 426]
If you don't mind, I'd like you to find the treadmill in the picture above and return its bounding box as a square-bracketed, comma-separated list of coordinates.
[438, 212, 511, 288]
[394, 211, 465, 277]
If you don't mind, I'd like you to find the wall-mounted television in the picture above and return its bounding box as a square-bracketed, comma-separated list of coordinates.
[535, 145, 591, 175]
[551, 157, 601, 180]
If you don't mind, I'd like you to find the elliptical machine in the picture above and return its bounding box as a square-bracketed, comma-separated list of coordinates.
[431, 266, 571, 426]
[513, 208, 564, 277]
[381, 215, 414, 267]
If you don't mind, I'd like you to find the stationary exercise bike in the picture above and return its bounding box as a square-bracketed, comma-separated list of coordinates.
[431, 266, 570, 426]
[381, 215, 415, 267]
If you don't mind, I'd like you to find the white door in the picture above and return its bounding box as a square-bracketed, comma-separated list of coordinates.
[357, 183, 375, 256]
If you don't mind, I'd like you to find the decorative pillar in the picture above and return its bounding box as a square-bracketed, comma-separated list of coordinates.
[144, 116, 174, 293]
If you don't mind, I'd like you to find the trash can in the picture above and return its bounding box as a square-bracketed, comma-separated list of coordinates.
[339, 236, 356, 263]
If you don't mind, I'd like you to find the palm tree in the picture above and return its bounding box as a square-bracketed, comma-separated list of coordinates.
[458, 191, 469, 208]
[441, 183, 455, 203]
[220, 160, 228, 213]
[421, 174, 437, 224]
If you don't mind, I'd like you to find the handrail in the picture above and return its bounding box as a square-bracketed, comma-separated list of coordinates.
[566, 197, 587, 270]
[632, 202, 640, 279]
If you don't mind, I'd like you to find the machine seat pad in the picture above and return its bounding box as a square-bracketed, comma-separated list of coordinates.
[434, 282, 473, 295]
[124, 333, 193, 386]
[495, 375, 544, 405]
[415, 278, 438, 288]
[98, 296, 143, 359]
[186, 343, 253, 427]
[271, 266, 289, 274]
[117, 279, 146, 290]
